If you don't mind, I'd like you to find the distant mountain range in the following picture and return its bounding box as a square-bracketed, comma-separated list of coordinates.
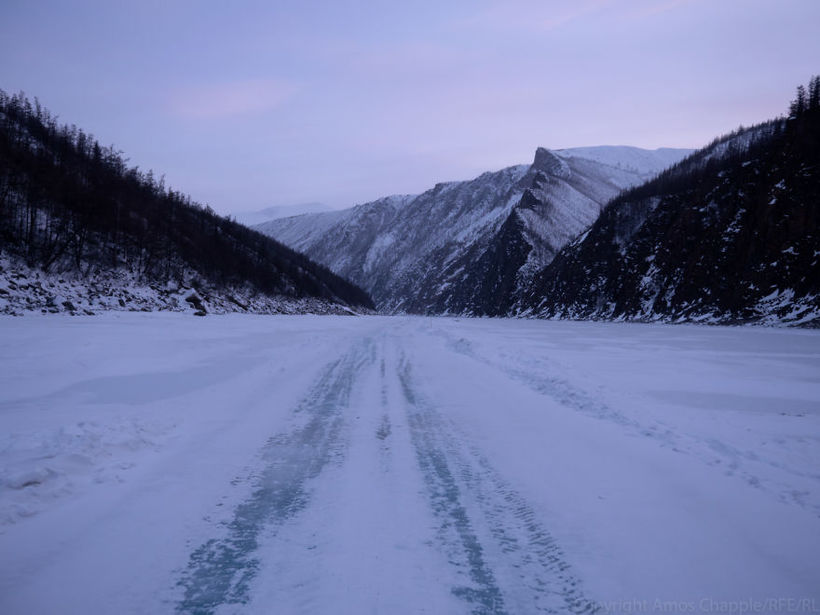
[256, 146, 693, 315]
[234, 202, 333, 227]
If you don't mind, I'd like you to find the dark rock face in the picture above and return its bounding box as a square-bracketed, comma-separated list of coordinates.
[452, 207, 534, 316]
[185, 292, 206, 313]
[519, 113, 820, 326]
[446, 186, 563, 316]
[532, 147, 570, 178]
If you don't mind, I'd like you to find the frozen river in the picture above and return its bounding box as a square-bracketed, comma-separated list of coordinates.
[1, 314, 819, 614]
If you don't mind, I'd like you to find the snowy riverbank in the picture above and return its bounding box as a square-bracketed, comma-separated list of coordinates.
[0, 255, 362, 317]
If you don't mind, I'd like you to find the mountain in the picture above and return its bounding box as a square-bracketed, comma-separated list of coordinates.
[517, 80, 820, 326]
[234, 202, 332, 226]
[256, 146, 692, 314]
[0, 91, 374, 316]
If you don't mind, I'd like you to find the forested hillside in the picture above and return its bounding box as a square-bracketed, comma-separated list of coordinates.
[519, 77, 820, 326]
[0, 91, 373, 314]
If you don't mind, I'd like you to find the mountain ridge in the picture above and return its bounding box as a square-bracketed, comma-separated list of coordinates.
[257, 145, 692, 314]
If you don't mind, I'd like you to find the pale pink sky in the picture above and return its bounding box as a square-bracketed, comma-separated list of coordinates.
[2, 0, 818, 214]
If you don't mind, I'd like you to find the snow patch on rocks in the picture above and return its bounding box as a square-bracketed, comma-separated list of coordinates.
[0, 254, 362, 317]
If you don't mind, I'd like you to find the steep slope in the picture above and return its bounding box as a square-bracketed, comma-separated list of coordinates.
[518, 100, 820, 325]
[257, 146, 691, 314]
[0, 91, 374, 315]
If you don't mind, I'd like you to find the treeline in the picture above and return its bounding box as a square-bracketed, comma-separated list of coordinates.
[789, 75, 820, 118]
[608, 76, 820, 210]
[0, 90, 373, 309]
[610, 119, 785, 207]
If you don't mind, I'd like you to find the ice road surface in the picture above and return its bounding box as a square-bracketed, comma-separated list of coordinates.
[1, 314, 819, 614]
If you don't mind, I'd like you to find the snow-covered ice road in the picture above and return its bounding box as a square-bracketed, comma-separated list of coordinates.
[1, 314, 819, 614]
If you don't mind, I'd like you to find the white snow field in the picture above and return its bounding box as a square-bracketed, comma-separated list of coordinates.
[1, 314, 819, 614]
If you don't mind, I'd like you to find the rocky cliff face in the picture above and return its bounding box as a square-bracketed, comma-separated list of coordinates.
[257, 146, 691, 314]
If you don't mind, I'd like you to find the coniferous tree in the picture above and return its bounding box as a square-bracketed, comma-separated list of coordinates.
[790, 84, 808, 118]
[809, 75, 820, 111]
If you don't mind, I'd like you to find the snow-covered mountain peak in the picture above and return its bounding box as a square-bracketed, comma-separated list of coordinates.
[555, 145, 694, 179]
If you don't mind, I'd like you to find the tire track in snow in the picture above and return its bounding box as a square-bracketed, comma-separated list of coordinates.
[398, 354, 598, 614]
[174, 340, 372, 614]
[437, 330, 820, 516]
[376, 355, 394, 469]
[442, 333, 638, 431]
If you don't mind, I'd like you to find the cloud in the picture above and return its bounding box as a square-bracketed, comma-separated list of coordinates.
[167, 79, 296, 119]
